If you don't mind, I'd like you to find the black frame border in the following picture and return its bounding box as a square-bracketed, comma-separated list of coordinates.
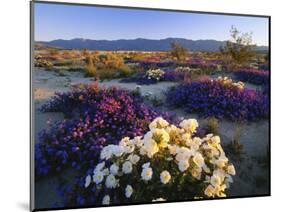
[30, 1, 271, 211]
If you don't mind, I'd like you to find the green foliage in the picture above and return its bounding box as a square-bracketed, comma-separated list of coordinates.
[203, 117, 219, 134]
[49, 49, 59, 56]
[170, 42, 188, 63]
[84, 56, 97, 78]
[220, 26, 256, 68]
[116, 65, 134, 78]
[84, 52, 133, 79]
[35, 59, 53, 68]
[53, 60, 73, 66]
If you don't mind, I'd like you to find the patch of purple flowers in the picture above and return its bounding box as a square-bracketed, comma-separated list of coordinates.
[234, 69, 269, 85]
[138, 61, 176, 69]
[36, 84, 172, 176]
[165, 79, 269, 121]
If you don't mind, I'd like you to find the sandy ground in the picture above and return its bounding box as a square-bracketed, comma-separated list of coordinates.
[33, 69, 269, 209]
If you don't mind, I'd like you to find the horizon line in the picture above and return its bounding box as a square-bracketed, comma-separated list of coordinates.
[35, 37, 268, 46]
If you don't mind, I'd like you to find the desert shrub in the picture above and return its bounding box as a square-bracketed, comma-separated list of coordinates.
[36, 84, 173, 176]
[234, 69, 269, 85]
[98, 65, 134, 80]
[170, 42, 188, 63]
[85, 52, 132, 79]
[117, 65, 134, 78]
[58, 117, 235, 206]
[84, 56, 97, 78]
[165, 77, 269, 121]
[34, 59, 53, 68]
[53, 60, 74, 67]
[97, 69, 114, 80]
[203, 117, 219, 134]
[220, 26, 256, 69]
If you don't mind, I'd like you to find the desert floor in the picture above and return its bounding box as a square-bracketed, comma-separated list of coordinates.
[33, 69, 269, 208]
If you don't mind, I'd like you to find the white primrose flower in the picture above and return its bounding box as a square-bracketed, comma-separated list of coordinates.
[191, 167, 202, 180]
[182, 132, 192, 143]
[100, 145, 115, 160]
[149, 117, 169, 130]
[142, 162, 151, 169]
[168, 144, 177, 155]
[119, 137, 131, 147]
[179, 119, 199, 133]
[133, 136, 144, 147]
[105, 174, 118, 189]
[141, 167, 153, 181]
[203, 164, 211, 173]
[110, 164, 119, 175]
[84, 175, 91, 188]
[119, 137, 135, 153]
[94, 162, 105, 174]
[127, 154, 140, 165]
[143, 138, 159, 158]
[125, 185, 133, 198]
[189, 137, 202, 151]
[93, 171, 104, 184]
[214, 155, 229, 168]
[193, 152, 205, 168]
[175, 147, 192, 162]
[204, 185, 215, 197]
[101, 145, 126, 160]
[151, 128, 170, 148]
[112, 145, 125, 157]
[102, 195, 110, 205]
[210, 174, 222, 187]
[227, 164, 236, 175]
[102, 168, 109, 176]
[160, 170, 171, 184]
[178, 159, 190, 172]
[122, 161, 133, 174]
[213, 168, 226, 179]
[210, 135, 221, 146]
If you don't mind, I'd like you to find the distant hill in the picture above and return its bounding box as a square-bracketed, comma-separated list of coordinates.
[37, 38, 268, 52]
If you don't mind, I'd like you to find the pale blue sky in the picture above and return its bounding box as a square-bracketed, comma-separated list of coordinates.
[34, 2, 269, 46]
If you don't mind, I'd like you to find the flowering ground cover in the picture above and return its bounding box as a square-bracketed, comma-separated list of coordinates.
[138, 61, 176, 69]
[120, 68, 189, 85]
[56, 117, 235, 207]
[34, 48, 270, 209]
[234, 69, 269, 85]
[36, 84, 174, 176]
[165, 77, 269, 121]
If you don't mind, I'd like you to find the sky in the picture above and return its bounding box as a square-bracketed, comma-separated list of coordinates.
[34, 2, 269, 46]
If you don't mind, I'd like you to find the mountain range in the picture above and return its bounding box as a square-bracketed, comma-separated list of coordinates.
[37, 38, 268, 52]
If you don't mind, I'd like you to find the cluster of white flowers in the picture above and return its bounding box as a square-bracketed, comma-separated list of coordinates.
[146, 69, 165, 81]
[175, 66, 191, 72]
[84, 117, 235, 204]
[216, 76, 244, 90]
